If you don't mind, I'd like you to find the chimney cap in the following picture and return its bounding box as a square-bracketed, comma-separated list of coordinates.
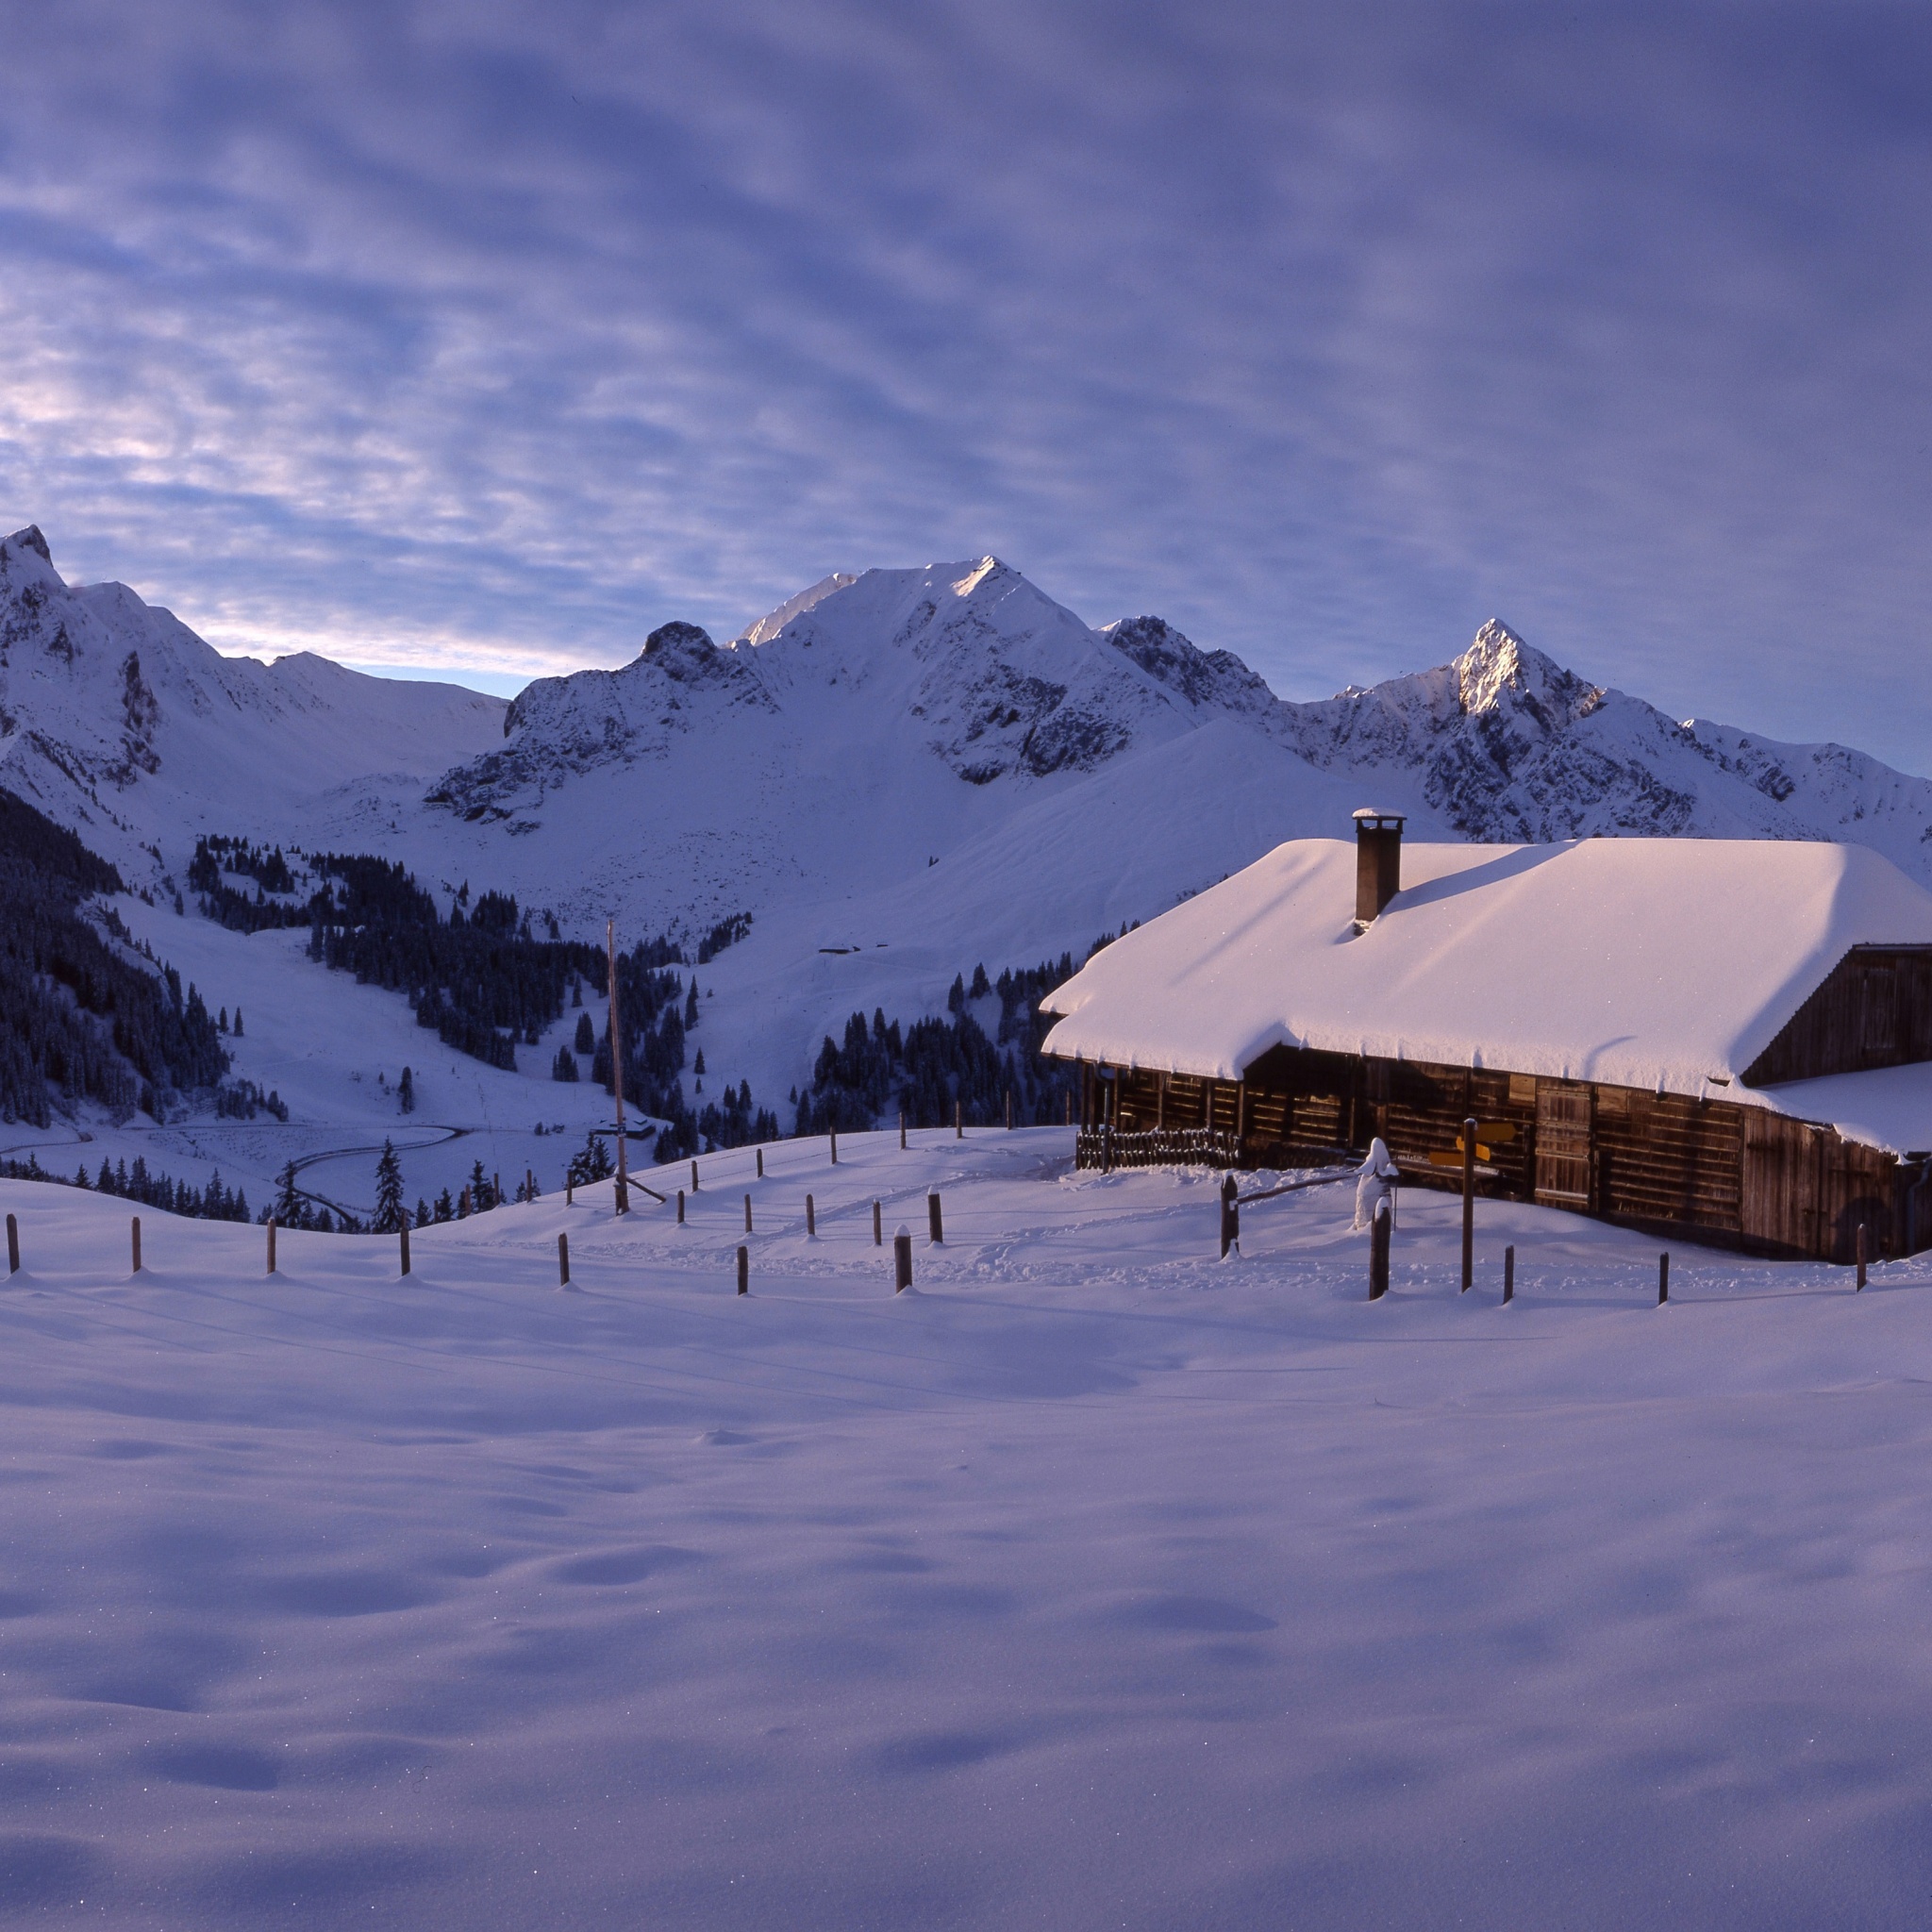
[1353, 808, 1405, 827]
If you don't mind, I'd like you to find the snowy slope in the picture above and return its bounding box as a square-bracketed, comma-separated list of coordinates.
[5, 1136, 1932, 1927]
[0, 525, 504, 876]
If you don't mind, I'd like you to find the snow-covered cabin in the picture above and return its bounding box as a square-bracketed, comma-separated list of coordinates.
[1040, 815, 1932, 1261]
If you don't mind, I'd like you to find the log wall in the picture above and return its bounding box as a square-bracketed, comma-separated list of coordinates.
[1742, 946, 1932, 1087]
[1077, 1049, 1928, 1263]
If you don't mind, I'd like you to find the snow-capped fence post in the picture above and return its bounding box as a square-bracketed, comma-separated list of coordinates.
[567, 1178, 574, 1207]
[806, 1194, 817, 1238]
[1657, 1252, 1670, 1305]
[1503, 1243, 1514, 1304]
[1219, 1174, 1240, 1259]
[955, 1100, 963, 1140]
[899, 1111, 907, 1151]
[6, 1212, 17, 1274]
[691, 1160, 699, 1193]
[873, 1199, 883, 1246]
[399, 1224, 410, 1276]
[757, 1147, 764, 1179]
[736, 1245, 748, 1295]
[1369, 1196, 1390, 1300]
[1857, 1223, 1868, 1290]
[927, 1191, 943, 1245]
[1461, 1117, 1476, 1292]
[558, 1232, 570, 1288]
[830, 1129, 838, 1165]
[894, 1225, 912, 1292]
[130, 1216, 142, 1274]
[676, 1189, 685, 1224]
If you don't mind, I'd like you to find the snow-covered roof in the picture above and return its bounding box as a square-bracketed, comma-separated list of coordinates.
[1040, 838, 1932, 1128]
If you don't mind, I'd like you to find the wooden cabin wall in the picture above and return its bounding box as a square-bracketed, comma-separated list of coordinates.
[1742, 947, 1932, 1087]
[1594, 1090, 1743, 1239]
[1739, 1109, 1898, 1261]
[1078, 1052, 1918, 1262]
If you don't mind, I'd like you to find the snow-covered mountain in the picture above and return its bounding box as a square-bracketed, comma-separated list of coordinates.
[9, 520, 1932, 1154]
[0, 525, 505, 873]
[1274, 619, 1932, 877]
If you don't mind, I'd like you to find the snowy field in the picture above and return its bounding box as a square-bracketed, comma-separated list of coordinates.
[3, 1128, 1931, 1928]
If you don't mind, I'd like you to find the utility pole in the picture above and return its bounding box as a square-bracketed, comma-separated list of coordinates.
[608, 919, 629, 1215]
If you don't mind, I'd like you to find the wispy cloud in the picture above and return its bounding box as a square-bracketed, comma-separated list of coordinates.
[2, 1, 1930, 764]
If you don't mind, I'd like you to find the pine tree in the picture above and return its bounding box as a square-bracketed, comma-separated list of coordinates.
[693, 1048, 706, 1077]
[575, 1011, 594, 1054]
[415, 1198, 431, 1227]
[553, 1044, 579, 1082]
[218, 1007, 228, 1032]
[233, 1008, 243, 1035]
[685, 979, 699, 1027]
[397, 1066, 415, 1112]
[374, 1139, 406, 1233]
[274, 1160, 306, 1228]
[434, 1188, 454, 1223]
[468, 1158, 491, 1212]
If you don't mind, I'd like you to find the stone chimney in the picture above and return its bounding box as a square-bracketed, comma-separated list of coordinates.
[1353, 809, 1405, 927]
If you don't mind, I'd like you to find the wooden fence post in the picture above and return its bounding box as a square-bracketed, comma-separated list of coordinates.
[757, 1147, 764, 1178]
[1219, 1174, 1240, 1258]
[131, 1215, 142, 1274]
[558, 1232, 570, 1287]
[1503, 1243, 1514, 1304]
[955, 1099, 963, 1140]
[1369, 1195, 1390, 1300]
[265, 1217, 276, 1275]
[1006, 1090, 1013, 1131]
[676, 1189, 685, 1224]
[873, 1199, 883, 1246]
[830, 1129, 838, 1165]
[894, 1226, 912, 1292]
[927, 1191, 943, 1245]
[567, 1179, 574, 1207]
[806, 1194, 816, 1238]
[6, 1211, 18, 1274]
[743, 1194, 753, 1234]
[737, 1244, 749, 1295]
[1857, 1222, 1868, 1291]
[459, 1187, 471, 1218]
[1658, 1252, 1670, 1305]
[899, 1111, 907, 1150]
[691, 1159, 699, 1193]
[1461, 1116, 1475, 1292]
[399, 1224, 411, 1276]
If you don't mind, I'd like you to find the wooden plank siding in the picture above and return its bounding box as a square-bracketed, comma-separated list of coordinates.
[1077, 1048, 1929, 1262]
[1742, 946, 1932, 1086]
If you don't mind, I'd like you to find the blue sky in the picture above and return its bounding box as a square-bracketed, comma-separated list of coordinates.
[2, 1, 1930, 766]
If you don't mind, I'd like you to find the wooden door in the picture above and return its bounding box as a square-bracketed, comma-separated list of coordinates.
[1535, 1080, 1592, 1207]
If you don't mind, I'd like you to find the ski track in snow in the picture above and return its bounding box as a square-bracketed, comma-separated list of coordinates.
[3, 1129, 1932, 1927]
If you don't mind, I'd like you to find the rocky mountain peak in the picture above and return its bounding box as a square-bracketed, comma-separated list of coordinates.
[1456, 618, 1605, 729]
